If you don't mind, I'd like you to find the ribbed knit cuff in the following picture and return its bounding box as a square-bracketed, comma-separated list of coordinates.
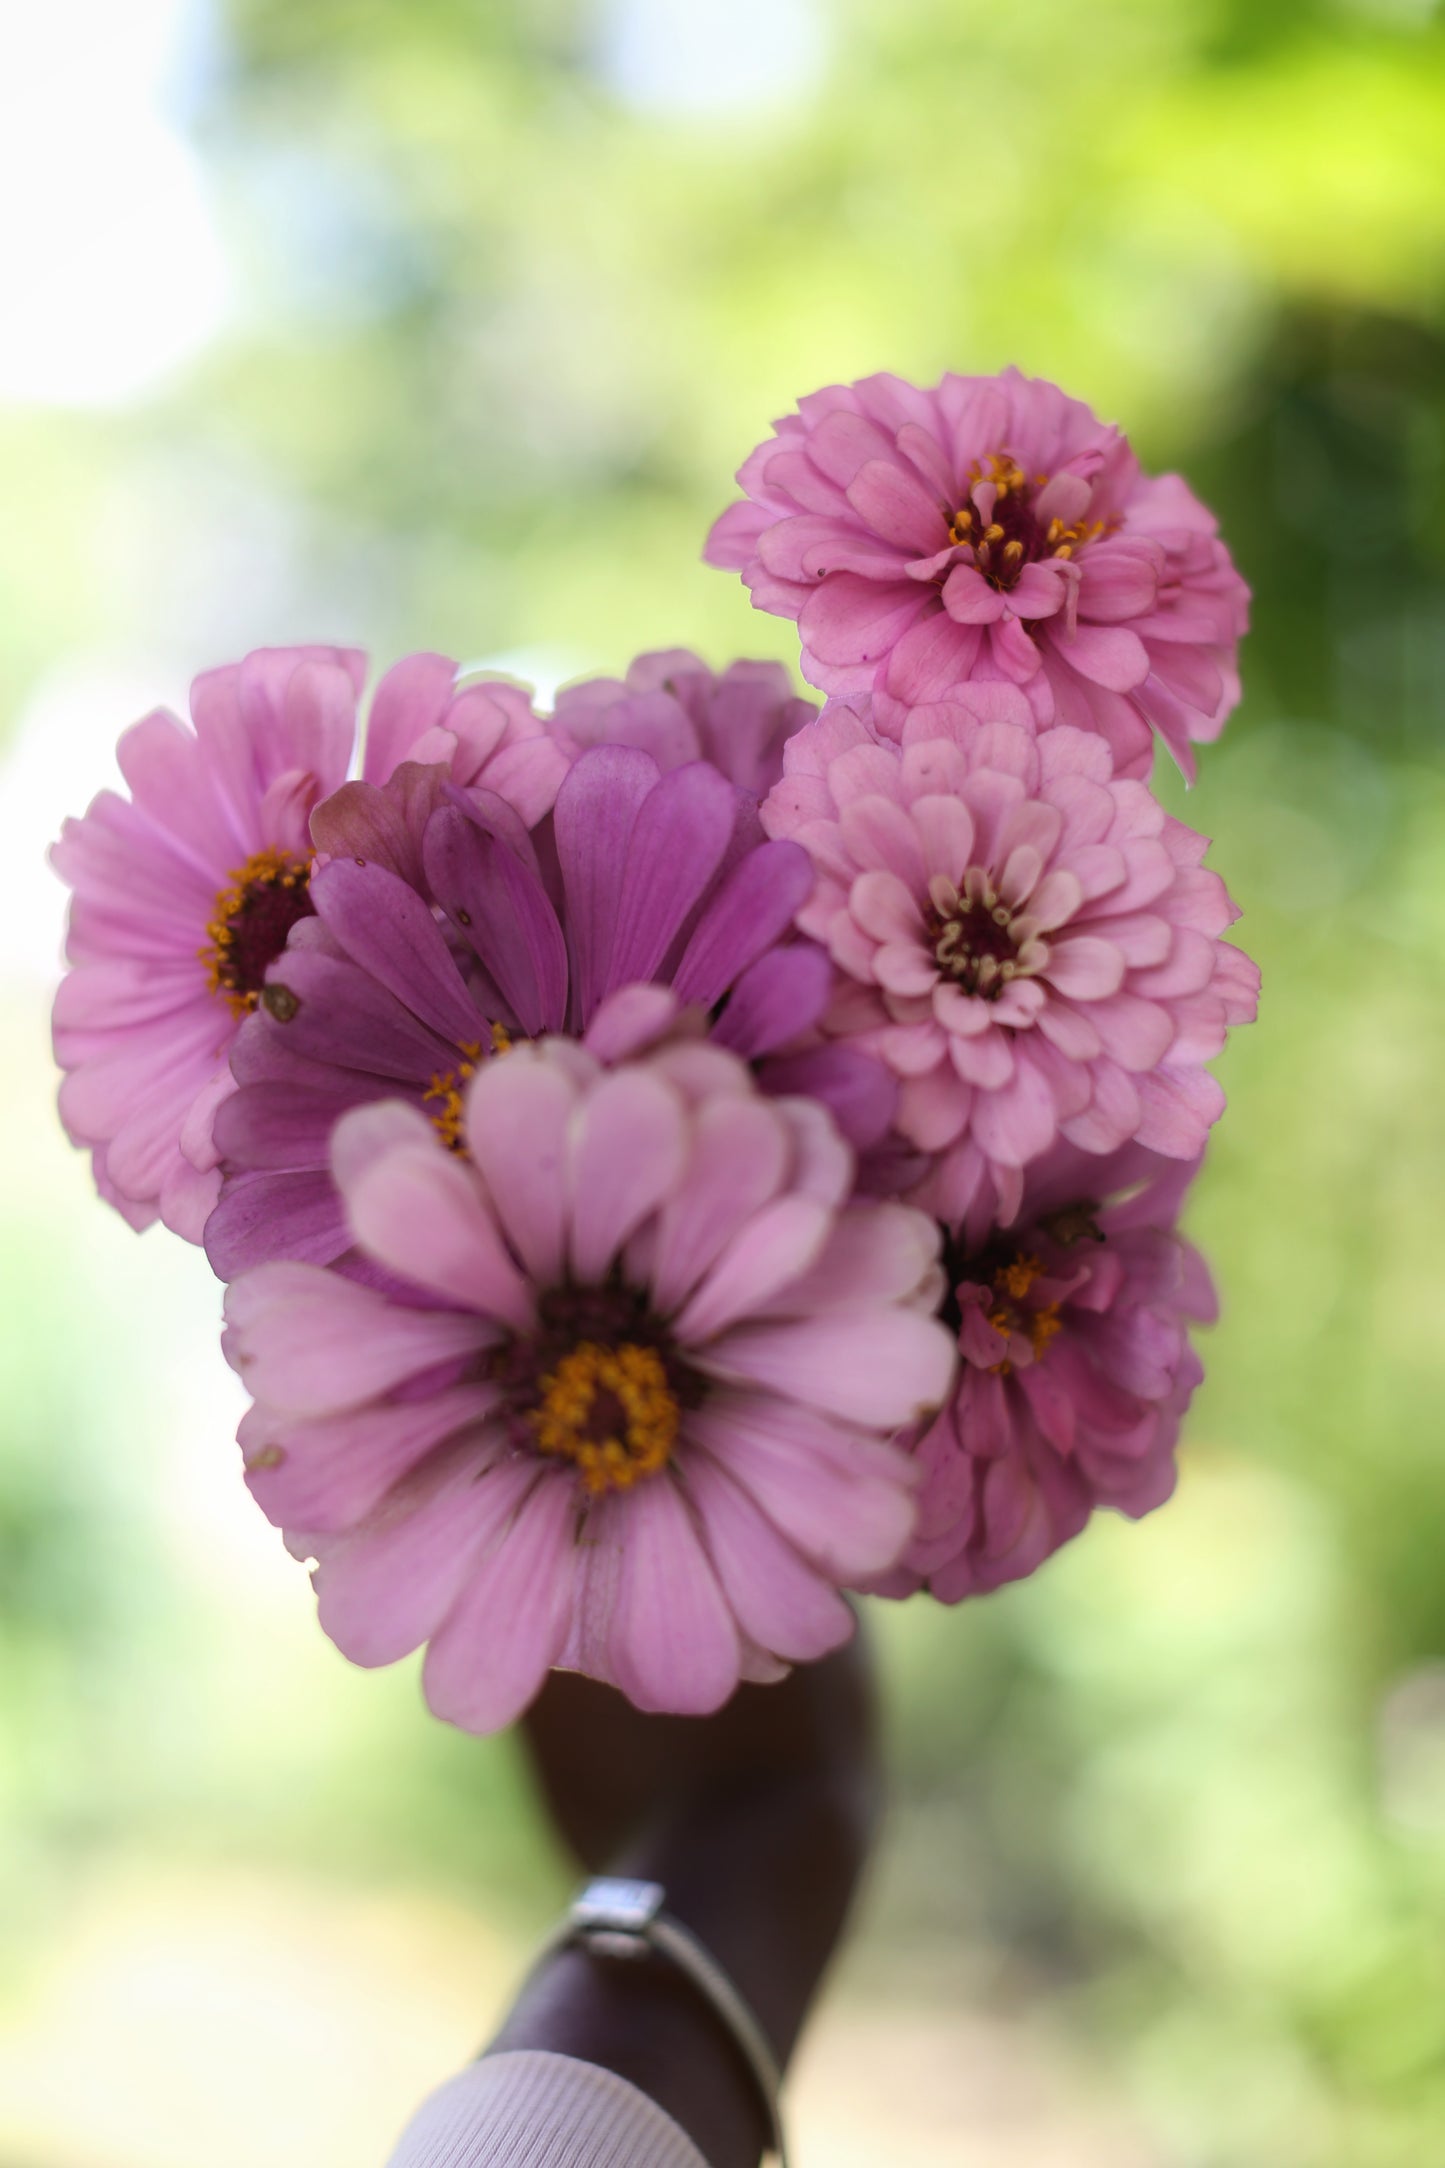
[382, 2049, 711, 2168]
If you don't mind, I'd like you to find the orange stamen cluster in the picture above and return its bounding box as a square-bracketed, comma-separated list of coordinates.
[527, 1340, 680, 1494]
[1041, 511, 1109, 563]
[986, 1251, 1063, 1374]
[423, 1039, 486, 1153]
[947, 451, 1110, 587]
[201, 847, 314, 1018]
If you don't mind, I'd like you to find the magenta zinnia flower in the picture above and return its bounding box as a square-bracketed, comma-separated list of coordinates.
[878, 1143, 1214, 1602]
[206, 745, 893, 1277]
[762, 696, 1258, 1223]
[51, 646, 366, 1238]
[553, 648, 817, 799]
[705, 368, 1248, 777]
[224, 1039, 953, 1728]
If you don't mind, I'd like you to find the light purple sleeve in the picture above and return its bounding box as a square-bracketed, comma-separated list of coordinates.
[382, 2049, 711, 2168]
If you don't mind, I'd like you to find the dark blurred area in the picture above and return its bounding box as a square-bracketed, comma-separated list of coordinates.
[3, 4, 1445, 2163]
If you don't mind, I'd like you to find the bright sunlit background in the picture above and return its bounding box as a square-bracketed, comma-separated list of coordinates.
[4, 3, 1445, 2164]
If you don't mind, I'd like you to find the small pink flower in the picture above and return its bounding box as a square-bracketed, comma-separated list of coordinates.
[224, 1038, 954, 1730]
[363, 651, 571, 818]
[309, 654, 573, 888]
[705, 368, 1248, 778]
[878, 1143, 1215, 1602]
[553, 649, 817, 799]
[51, 646, 365, 1238]
[762, 695, 1258, 1222]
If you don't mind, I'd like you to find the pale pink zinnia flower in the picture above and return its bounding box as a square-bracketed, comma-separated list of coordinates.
[552, 648, 817, 799]
[762, 695, 1259, 1223]
[51, 646, 365, 1238]
[877, 1143, 1214, 1602]
[311, 652, 572, 889]
[705, 367, 1248, 778]
[224, 1038, 954, 1730]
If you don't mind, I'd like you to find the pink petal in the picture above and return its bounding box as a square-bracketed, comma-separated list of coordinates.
[987, 617, 1043, 682]
[464, 1045, 578, 1282]
[1076, 542, 1160, 624]
[1008, 562, 1070, 620]
[315, 1450, 531, 1668]
[603, 1477, 741, 1715]
[1045, 935, 1127, 999]
[690, 1396, 917, 1581]
[421, 1471, 577, 1732]
[1133, 1065, 1224, 1156]
[567, 1068, 687, 1282]
[760, 1201, 941, 1317]
[849, 868, 924, 944]
[242, 1380, 497, 1533]
[673, 1196, 832, 1343]
[798, 576, 924, 668]
[873, 941, 938, 998]
[898, 1063, 972, 1150]
[845, 456, 948, 551]
[911, 792, 975, 878]
[1086, 991, 1176, 1071]
[941, 564, 1007, 624]
[362, 651, 457, 783]
[343, 1135, 536, 1329]
[1054, 623, 1150, 691]
[1059, 1060, 1142, 1152]
[946, 1021, 1015, 1089]
[650, 1097, 791, 1311]
[330, 1098, 438, 1191]
[969, 1057, 1059, 1167]
[688, 1456, 853, 1663]
[701, 1307, 955, 1430]
[880, 609, 982, 706]
[224, 1262, 487, 1416]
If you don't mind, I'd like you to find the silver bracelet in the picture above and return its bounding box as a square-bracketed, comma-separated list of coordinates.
[538, 1876, 789, 2166]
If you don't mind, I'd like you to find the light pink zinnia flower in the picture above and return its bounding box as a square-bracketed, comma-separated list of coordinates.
[309, 653, 572, 888]
[877, 1143, 1214, 1602]
[224, 1038, 953, 1730]
[705, 367, 1248, 777]
[51, 646, 366, 1238]
[762, 695, 1258, 1223]
[553, 649, 817, 798]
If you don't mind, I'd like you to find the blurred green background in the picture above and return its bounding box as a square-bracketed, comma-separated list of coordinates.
[3, 2, 1445, 2163]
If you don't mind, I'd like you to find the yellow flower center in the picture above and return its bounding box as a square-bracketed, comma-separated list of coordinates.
[422, 1025, 513, 1153]
[947, 452, 1111, 589]
[527, 1339, 680, 1495]
[986, 1251, 1063, 1374]
[201, 847, 315, 1017]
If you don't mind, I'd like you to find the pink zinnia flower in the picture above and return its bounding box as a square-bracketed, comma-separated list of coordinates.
[51, 646, 366, 1238]
[705, 367, 1248, 778]
[878, 1143, 1214, 1602]
[553, 649, 817, 798]
[762, 696, 1258, 1222]
[206, 746, 894, 1278]
[322, 651, 572, 877]
[224, 1039, 954, 1729]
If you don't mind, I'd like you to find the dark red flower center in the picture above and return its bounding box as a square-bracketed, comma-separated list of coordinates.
[203, 849, 316, 1017]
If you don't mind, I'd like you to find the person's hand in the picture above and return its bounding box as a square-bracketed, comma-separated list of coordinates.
[491, 1629, 882, 2168]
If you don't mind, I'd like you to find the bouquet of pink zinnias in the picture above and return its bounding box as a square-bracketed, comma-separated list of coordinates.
[51, 368, 1255, 1731]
